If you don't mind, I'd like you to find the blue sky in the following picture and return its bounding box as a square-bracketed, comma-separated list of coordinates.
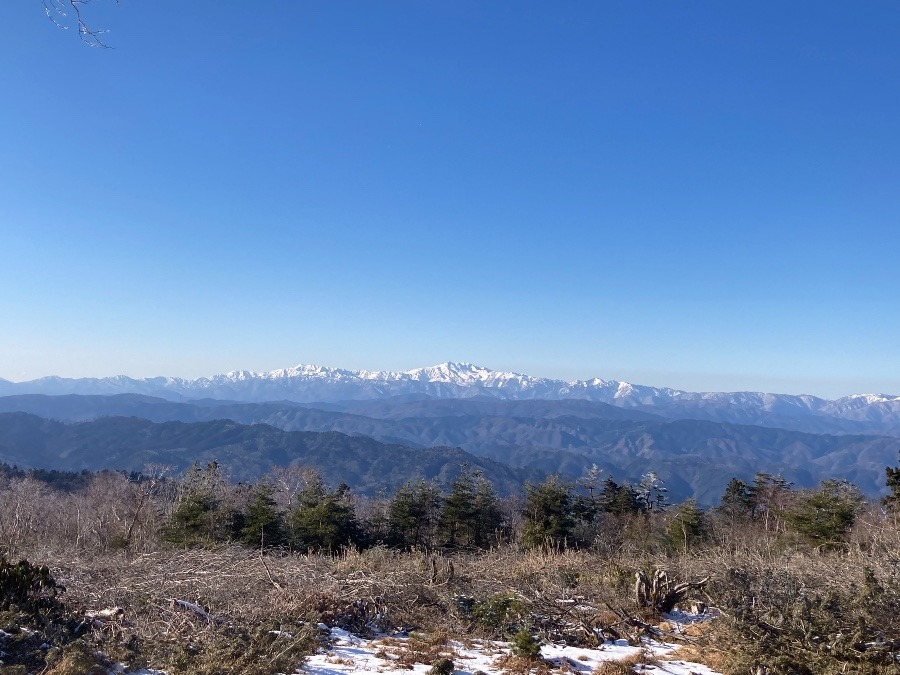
[1, 1, 898, 397]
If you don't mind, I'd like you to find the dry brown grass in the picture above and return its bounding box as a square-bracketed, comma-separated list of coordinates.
[4, 513, 897, 673]
[43, 641, 109, 675]
[591, 650, 656, 675]
[491, 652, 553, 675]
[0, 544, 706, 671]
[371, 630, 458, 669]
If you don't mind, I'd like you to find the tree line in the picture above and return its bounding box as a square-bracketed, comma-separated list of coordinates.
[2, 456, 897, 559]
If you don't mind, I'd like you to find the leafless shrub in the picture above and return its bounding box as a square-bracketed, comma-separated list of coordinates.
[2, 469, 899, 672]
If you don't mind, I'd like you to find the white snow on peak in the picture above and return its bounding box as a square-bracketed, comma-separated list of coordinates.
[838, 393, 900, 405]
[614, 382, 635, 398]
[2, 361, 899, 429]
[403, 362, 522, 383]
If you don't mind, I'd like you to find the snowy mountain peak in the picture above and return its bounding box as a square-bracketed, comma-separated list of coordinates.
[222, 369, 261, 381]
[403, 362, 527, 384]
[1, 362, 898, 432]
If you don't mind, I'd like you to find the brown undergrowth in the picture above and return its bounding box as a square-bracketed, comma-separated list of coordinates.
[2, 518, 898, 674]
[591, 649, 656, 675]
[372, 630, 458, 668]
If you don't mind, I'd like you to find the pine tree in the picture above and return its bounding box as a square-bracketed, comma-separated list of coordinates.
[161, 490, 218, 547]
[240, 481, 284, 549]
[387, 480, 442, 550]
[160, 461, 234, 547]
[510, 626, 542, 660]
[784, 479, 864, 548]
[577, 465, 604, 512]
[666, 499, 705, 553]
[472, 476, 504, 547]
[599, 477, 641, 515]
[718, 477, 753, 523]
[289, 473, 361, 553]
[520, 476, 576, 550]
[884, 458, 900, 512]
[439, 470, 501, 550]
[573, 464, 604, 525]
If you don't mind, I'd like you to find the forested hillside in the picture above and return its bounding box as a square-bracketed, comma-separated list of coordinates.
[0, 412, 537, 496]
[2, 395, 899, 503]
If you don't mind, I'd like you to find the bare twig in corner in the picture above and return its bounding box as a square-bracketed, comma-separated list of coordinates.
[42, 0, 121, 47]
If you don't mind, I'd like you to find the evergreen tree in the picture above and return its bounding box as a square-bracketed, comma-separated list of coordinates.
[289, 474, 361, 553]
[666, 499, 705, 553]
[520, 476, 576, 550]
[161, 490, 219, 547]
[439, 470, 501, 550]
[472, 476, 504, 547]
[599, 477, 641, 515]
[718, 477, 753, 523]
[784, 479, 864, 548]
[160, 461, 234, 547]
[573, 493, 598, 525]
[510, 626, 542, 661]
[884, 457, 900, 512]
[240, 481, 284, 549]
[577, 464, 604, 498]
[387, 480, 442, 550]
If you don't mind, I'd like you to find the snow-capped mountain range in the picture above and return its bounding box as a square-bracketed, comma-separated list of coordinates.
[2, 361, 900, 431]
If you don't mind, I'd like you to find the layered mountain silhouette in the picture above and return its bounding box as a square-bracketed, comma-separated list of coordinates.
[3, 362, 899, 436]
[0, 412, 537, 496]
[1, 393, 897, 503]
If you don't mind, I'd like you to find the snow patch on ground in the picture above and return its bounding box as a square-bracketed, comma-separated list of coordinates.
[303, 627, 723, 675]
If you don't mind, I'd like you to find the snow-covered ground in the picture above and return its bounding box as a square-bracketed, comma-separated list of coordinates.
[303, 625, 723, 675]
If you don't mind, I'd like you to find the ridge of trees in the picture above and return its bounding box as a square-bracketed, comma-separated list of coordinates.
[3, 454, 896, 558]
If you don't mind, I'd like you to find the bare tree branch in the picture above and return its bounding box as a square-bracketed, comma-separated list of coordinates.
[42, 0, 120, 47]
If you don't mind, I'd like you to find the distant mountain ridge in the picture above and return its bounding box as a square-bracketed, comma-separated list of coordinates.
[0, 412, 538, 496]
[2, 362, 900, 435]
[0, 395, 898, 504]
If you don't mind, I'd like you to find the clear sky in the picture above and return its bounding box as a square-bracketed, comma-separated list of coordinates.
[1, 1, 898, 398]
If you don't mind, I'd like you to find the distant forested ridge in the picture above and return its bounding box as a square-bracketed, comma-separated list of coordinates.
[1, 394, 898, 503]
[0, 412, 536, 496]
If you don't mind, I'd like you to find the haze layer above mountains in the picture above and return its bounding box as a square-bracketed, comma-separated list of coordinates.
[1, 362, 898, 504]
